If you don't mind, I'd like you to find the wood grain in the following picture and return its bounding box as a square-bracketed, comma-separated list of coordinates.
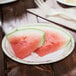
[0, 8, 5, 76]
[0, 28, 5, 76]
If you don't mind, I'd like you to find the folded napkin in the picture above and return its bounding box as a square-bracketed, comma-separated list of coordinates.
[27, 0, 76, 30]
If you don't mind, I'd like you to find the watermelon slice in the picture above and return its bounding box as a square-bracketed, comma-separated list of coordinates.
[6, 28, 45, 59]
[35, 26, 71, 57]
[19, 25, 71, 57]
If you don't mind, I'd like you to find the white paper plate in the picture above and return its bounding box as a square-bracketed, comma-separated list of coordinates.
[57, 0, 76, 6]
[0, 0, 16, 4]
[2, 23, 75, 65]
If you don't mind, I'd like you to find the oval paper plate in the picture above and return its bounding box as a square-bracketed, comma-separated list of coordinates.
[2, 23, 75, 65]
[57, 0, 76, 6]
[0, 0, 16, 4]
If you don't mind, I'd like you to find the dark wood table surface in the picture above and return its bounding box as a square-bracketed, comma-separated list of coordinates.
[0, 0, 76, 76]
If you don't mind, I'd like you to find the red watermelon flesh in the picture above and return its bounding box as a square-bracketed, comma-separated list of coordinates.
[36, 30, 67, 57]
[7, 29, 45, 59]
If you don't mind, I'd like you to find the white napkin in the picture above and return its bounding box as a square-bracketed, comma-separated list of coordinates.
[0, 0, 16, 4]
[27, 0, 76, 30]
[2, 13, 38, 34]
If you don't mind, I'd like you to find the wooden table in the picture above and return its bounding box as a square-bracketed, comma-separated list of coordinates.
[0, 0, 76, 76]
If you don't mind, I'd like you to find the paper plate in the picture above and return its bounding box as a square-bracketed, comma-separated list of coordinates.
[0, 0, 16, 4]
[57, 0, 76, 6]
[2, 23, 75, 65]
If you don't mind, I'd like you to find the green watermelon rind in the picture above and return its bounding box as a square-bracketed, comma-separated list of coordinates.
[18, 24, 71, 49]
[6, 28, 45, 47]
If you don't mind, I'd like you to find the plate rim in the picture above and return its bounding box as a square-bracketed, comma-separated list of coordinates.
[2, 23, 75, 65]
[57, 0, 76, 6]
[0, 0, 16, 4]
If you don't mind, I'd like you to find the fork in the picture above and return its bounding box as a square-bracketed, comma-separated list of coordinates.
[34, 0, 76, 21]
